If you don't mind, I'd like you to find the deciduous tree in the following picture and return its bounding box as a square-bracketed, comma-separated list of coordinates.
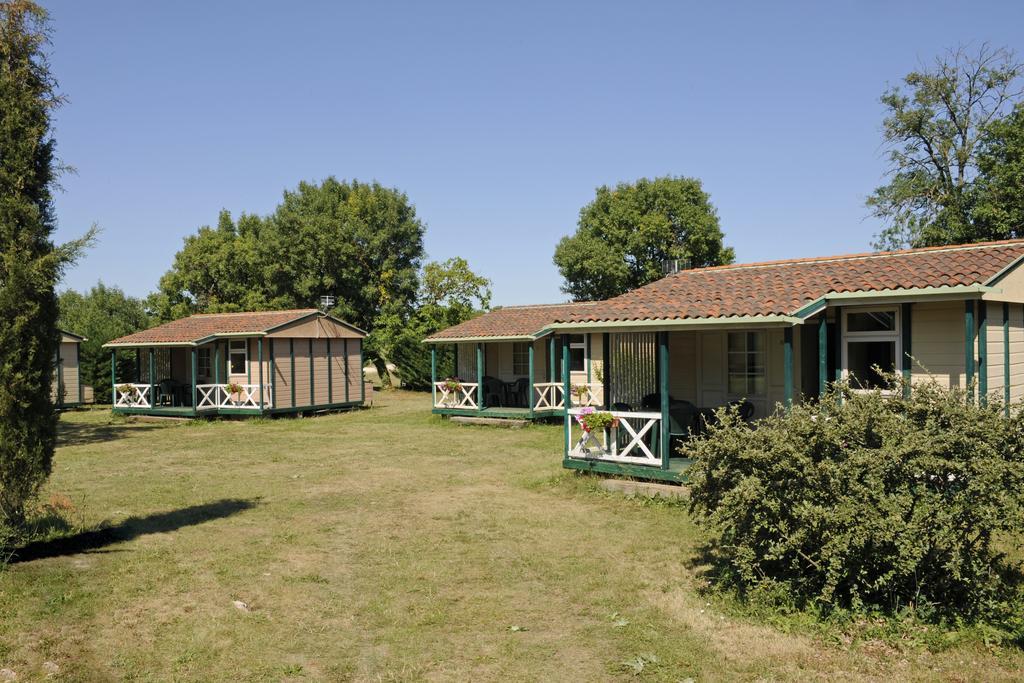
[554, 176, 734, 300]
[869, 45, 1023, 249]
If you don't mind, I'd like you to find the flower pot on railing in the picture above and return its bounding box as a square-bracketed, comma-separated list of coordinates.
[573, 407, 618, 455]
[225, 382, 245, 406]
[117, 383, 139, 406]
[441, 377, 463, 407]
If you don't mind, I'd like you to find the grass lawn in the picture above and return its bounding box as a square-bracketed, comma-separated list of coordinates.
[1, 391, 1022, 681]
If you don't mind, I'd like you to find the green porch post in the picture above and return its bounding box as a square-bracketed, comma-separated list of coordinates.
[257, 338, 265, 410]
[110, 349, 116, 404]
[214, 343, 221, 384]
[527, 342, 535, 416]
[978, 301, 988, 406]
[562, 334, 570, 458]
[902, 303, 912, 397]
[431, 345, 437, 408]
[270, 340, 277, 408]
[134, 351, 141, 383]
[549, 335, 555, 382]
[783, 327, 794, 409]
[586, 333, 592, 384]
[965, 300, 976, 403]
[602, 333, 611, 409]
[476, 342, 484, 412]
[149, 348, 155, 408]
[1005, 303, 1011, 416]
[817, 314, 827, 397]
[833, 306, 843, 383]
[658, 331, 670, 470]
[360, 341, 366, 404]
[191, 347, 198, 410]
[453, 343, 458, 378]
[327, 338, 333, 404]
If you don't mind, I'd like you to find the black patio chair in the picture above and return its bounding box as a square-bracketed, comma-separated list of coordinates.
[157, 379, 177, 406]
[482, 376, 505, 407]
[510, 378, 529, 408]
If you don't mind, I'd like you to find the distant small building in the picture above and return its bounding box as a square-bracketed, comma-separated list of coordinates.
[102, 309, 367, 417]
[54, 330, 87, 408]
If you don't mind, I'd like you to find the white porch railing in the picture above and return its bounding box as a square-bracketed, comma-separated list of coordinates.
[433, 381, 479, 410]
[196, 384, 271, 411]
[533, 382, 603, 410]
[566, 407, 662, 466]
[114, 383, 152, 408]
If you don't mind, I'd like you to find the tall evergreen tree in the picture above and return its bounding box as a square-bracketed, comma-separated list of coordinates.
[0, 1, 79, 528]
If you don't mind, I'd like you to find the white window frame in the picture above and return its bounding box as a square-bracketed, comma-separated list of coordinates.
[569, 334, 586, 373]
[727, 330, 767, 397]
[228, 339, 248, 376]
[197, 348, 212, 379]
[841, 306, 901, 392]
[511, 342, 530, 376]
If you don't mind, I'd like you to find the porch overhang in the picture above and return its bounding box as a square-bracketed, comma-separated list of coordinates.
[792, 284, 993, 319]
[103, 332, 267, 349]
[424, 333, 543, 344]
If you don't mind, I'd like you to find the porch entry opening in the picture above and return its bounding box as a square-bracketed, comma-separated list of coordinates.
[607, 332, 657, 408]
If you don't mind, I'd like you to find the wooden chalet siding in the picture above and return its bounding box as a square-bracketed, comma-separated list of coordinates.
[62, 342, 80, 404]
[346, 339, 363, 401]
[987, 304, 1006, 401]
[292, 339, 312, 408]
[312, 339, 331, 405]
[273, 338, 293, 409]
[668, 331, 698, 403]
[911, 301, 967, 389]
[1010, 304, 1024, 403]
[330, 341, 349, 402]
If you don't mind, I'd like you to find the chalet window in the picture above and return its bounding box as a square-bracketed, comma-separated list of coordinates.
[569, 334, 586, 373]
[512, 342, 530, 376]
[229, 340, 248, 375]
[727, 331, 766, 396]
[843, 308, 899, 390]
[197, 348, 212, 379]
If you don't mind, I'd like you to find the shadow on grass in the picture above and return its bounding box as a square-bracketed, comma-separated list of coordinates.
[57, 420, 167, 448]
[11, 498, 258, 564]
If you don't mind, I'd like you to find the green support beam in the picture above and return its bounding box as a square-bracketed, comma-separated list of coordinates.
[191, 348, 198, 409]
[1005, 303, 1011, 416]
[833, 306, 843, 383]
[527, 343, 535, 417]
[562, 334, 570, 458]
[549, 336, 555, 382]
[110, 349, 116, 402]
[149, 348, 155, 408]
[817, 314, 827, 397]
[258, 338, 264, 409]
[965, 300, 976, 403]
[602, 333, 611, 409]
[359, 341, 365, 404]
[431, 345, 437, 408]
[658, 331, 670, 470]
[978, 301, 988, 406]
[476, 342, 484, 411]
[270, 340, 277, 408]
[783, 327, 794, 408]
[902, 303, 912, 397]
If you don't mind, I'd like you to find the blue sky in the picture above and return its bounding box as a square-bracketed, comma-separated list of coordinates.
[46, 0, 1024, 306]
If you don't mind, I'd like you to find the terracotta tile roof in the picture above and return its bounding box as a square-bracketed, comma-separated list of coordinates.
[105, 309, 321, 345]
[560, 240, 1024, 323]
[425, 302, 601, 341]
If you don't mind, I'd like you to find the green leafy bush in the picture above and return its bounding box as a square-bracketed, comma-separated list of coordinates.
[687, 378, 1024, 627]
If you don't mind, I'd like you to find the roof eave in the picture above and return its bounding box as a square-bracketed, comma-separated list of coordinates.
[546, 315, 803, 332]
[792, 284, 992, 319]
[424, 334, 538, 344]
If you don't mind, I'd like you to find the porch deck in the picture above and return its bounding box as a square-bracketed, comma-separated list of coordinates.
[431, 405, 563, 419]
[563, 455, 694, 483]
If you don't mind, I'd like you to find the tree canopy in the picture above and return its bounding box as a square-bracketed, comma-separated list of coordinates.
[869, 45, 1024, 249]
[553, 176, 734, 301]
[152, 178, 426, 375]
[58, 283, 150, 404]
[0, 0, 91, 528]
[975, 103, 1024, 239]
